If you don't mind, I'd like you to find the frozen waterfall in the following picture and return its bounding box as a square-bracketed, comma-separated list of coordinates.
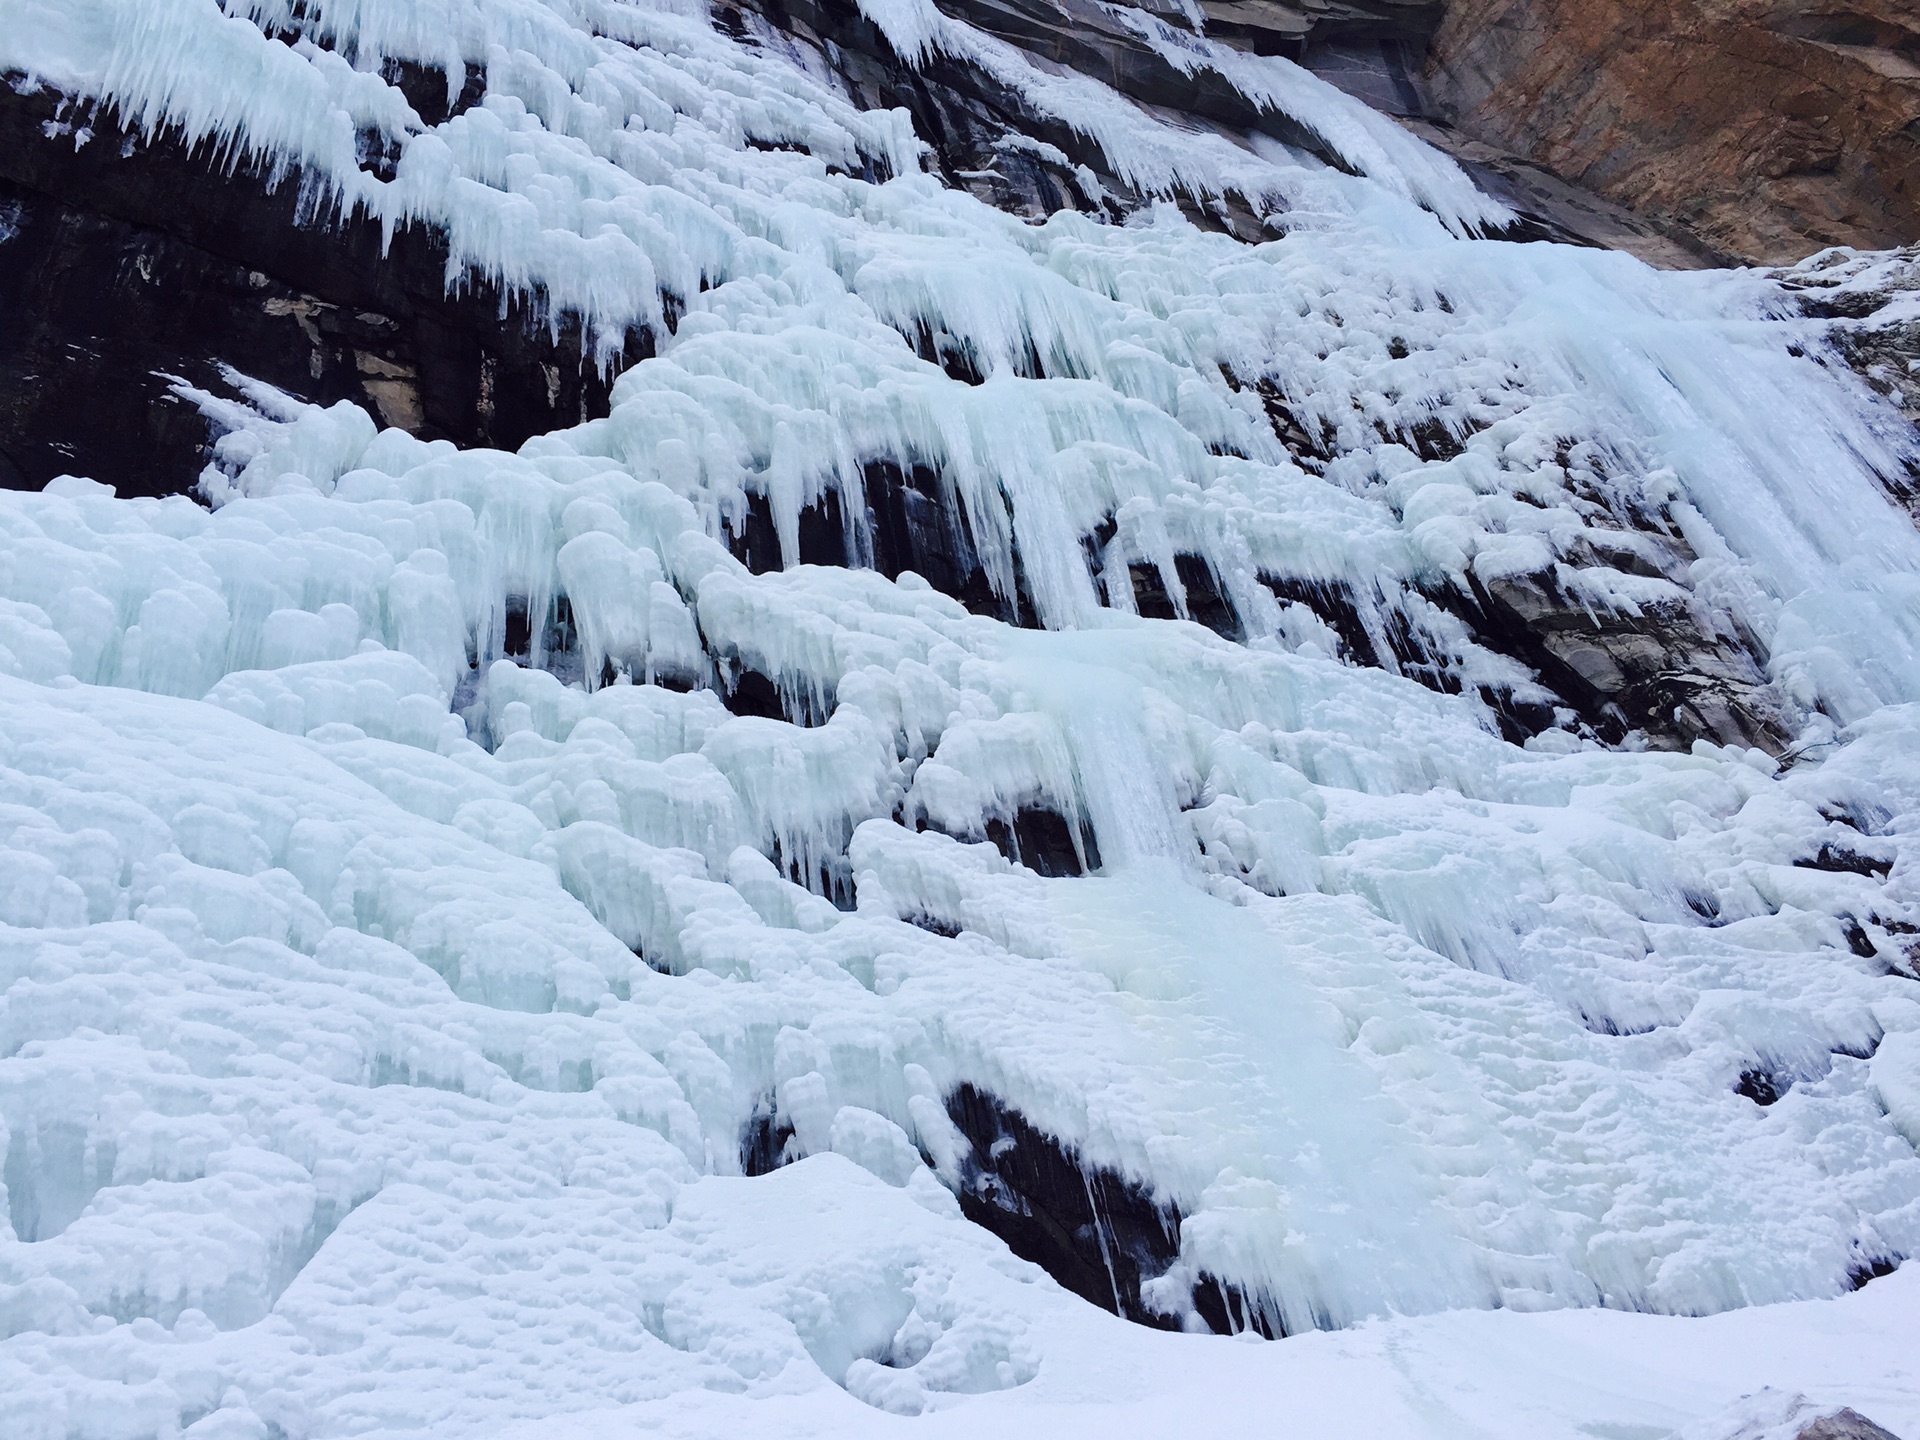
[1, 0, 1919, 1435]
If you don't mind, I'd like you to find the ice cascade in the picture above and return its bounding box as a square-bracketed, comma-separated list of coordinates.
[2, 0, 1920, 1434]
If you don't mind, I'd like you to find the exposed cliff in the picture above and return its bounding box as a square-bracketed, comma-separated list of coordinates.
[1426, 0, 1920, 265]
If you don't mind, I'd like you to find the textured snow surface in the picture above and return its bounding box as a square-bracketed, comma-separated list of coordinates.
[4, 0, 1920, 1434]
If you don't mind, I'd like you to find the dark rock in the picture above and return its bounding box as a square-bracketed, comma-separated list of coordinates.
[1833, 1029, 1882, 1062]
[901, 319, 990, 386]
[860, 459, 1040, 625]
[723, 491, 785, 576]
[942, 1083, 1290, 1334]
[1796, 843, 1894, 880]
[1735, 1066, 1789, 1105]
[716, 457, 1039, 622]
[1191, 1271, 1282, 1337]
[903, 912, 964, 938]
[741, 1095, 798, 1176]
[0, 77, 654, 498]
[932, 0, 1439, 118]
[1831, 319, 1920, 512]
[944, 1082, 1182, 1325]
[1262, 573, 1388, 665]
[1305, 36, 1436, 112]
[1688, 890, 1725, 924]
[496, 593, 586, 687]
[1425, 0, 1920, 265]
[721, 486, 857, 573]
[1257, 557, 1791, 753]
[1774, 248, 1920, 517]
[1870, 915, 1920, 979]
[1458, 565, 1790, 752]
[550, 596, 580, 664]
[729, 0, 1473, 243]
[865, 461, 988, 604]
[1127, 555, 1243, 639]
[1242, 374, 1339, 464]
[1841, 917, 1880, 960]
[503, 598, 536, 662]
[797, 486, 854, 568]
[1129, 563, 1178, 622]
[719, 665, 829, 726]
[722, 0, 1143, 223]
[1174, 555, 1241, 640]
[1821, 801, 1894, 836]
[983, 805, 1102, 876]
[379, 57, 489, 130]
[833, 0, 1684, 259]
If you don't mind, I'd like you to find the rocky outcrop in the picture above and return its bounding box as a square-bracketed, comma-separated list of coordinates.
[2, 0, 1450, 501]
[1774, 245, 1920, 515]
[0, 0, 1852, 762]
[943, 1083, 1186, 1328]
[1441, 559, 1790, 752]
[0, 77, 644, 497]
[1794, 1408, 1904, 1440]
[1425, 0, 1920, 265]
[0, 0, 1756, 505]
[725, 0, 1461, 239]
[914, 0, 1440, 92]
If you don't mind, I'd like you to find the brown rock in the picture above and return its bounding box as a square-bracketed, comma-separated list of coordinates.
[1425, 0, 1920, 264]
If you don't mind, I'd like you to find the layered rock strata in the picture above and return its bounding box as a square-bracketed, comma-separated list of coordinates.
[0, 77, 642, 496]
[1426, 0, 1920, 265]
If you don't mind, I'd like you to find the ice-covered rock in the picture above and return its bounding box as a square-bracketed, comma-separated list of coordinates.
[0, 0, 1919, 1436]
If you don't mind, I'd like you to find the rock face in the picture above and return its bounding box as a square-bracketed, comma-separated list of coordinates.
[0, 1, 1827, 757]
[911, 0, 1440, 90]
[721, 0, 1454, 239]
[1425, 0, 1920, 265]
[1774, 244, 1920, 516]
[0, 78, 643, 497]
[2, 0, 1449, 499]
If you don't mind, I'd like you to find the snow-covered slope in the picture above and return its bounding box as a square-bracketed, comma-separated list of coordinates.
[2, 1, 1920, 1435]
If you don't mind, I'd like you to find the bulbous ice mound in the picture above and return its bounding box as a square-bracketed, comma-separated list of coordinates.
[2, 1, 1920, 1435]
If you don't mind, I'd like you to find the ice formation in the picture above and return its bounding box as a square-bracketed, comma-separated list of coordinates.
[2, 0, 1920, 1435]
